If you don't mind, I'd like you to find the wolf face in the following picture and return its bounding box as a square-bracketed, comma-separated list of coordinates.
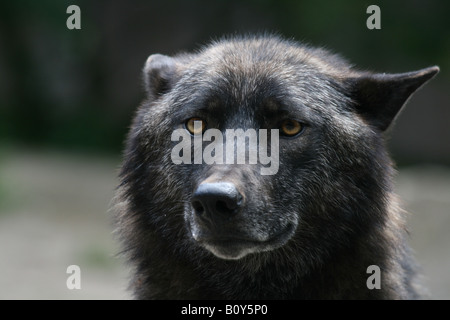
[116, 35, 438, 299]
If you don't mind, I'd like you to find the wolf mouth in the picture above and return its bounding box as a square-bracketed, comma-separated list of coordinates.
[193, 223, 296, 260]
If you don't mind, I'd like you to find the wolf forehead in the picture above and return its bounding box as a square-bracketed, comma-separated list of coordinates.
[144, 36, 354, 116]
[170, 36, 353, 78]
[142, 35, 438, 132]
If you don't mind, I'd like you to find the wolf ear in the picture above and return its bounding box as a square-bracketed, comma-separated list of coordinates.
[143, 54, 178, 98]
[350, 66, 439, 131]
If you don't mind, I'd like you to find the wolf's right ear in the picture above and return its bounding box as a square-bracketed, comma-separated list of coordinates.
[143, 54, 178, 98]
[349, 66, 439, 131]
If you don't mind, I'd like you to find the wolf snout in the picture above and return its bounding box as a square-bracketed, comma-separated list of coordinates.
[191, 182, 243, 221]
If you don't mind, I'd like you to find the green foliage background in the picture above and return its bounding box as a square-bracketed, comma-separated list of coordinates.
[0, 0, 449, 162]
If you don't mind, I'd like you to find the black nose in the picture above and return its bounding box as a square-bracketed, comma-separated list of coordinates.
[192, 182, 243, 220]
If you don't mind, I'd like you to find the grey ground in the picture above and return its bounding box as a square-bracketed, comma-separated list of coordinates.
[0, 148, 449, 299]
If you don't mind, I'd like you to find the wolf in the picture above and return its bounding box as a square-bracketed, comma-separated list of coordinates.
[114, 35, 438, 299]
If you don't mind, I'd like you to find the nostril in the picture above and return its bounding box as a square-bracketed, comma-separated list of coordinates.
[215, 200, 234, 215]
[192, 200, 204, 214]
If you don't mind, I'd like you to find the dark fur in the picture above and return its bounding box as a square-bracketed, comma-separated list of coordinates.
[114, 35, 438, 299]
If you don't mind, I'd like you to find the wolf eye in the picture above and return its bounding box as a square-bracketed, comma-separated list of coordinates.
[280, 119, 303, 137]
[185, 118, 206, 135]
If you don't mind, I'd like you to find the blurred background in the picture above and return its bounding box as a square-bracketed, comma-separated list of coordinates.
[0, 0, 448, 299]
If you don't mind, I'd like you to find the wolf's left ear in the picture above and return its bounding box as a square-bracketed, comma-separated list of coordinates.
[143, 54, 179, 99]
[349, 66, 439, 131]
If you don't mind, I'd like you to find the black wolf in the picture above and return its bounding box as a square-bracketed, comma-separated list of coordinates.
[114, 35, 438, 299]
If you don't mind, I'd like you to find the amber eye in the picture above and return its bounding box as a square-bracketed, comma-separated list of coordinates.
[280, 119, 303, 137]
[185, 118, 206, 135]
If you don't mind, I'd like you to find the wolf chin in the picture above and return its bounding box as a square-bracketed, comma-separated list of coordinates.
[114, 35, 439, 299]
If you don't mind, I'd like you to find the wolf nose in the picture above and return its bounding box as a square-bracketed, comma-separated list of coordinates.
[192, 182, 243, 219]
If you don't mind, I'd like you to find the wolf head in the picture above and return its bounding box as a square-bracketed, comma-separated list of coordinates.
[118, 36, 438, 264]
